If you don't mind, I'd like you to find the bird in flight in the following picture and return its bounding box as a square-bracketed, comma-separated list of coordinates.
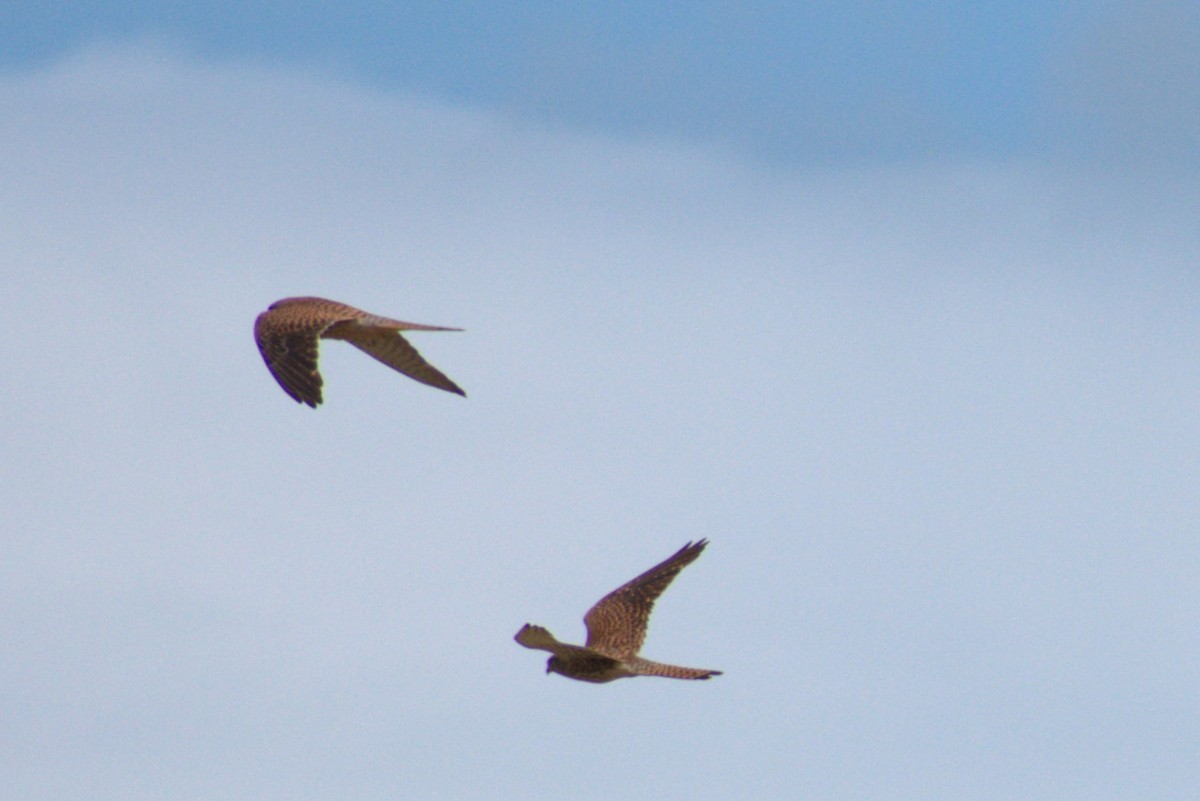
[515, 540, 722, 683]
[254, 296, 465, 407]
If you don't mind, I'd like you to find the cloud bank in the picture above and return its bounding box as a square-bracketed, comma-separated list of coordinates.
[1, 45, 1196, 801]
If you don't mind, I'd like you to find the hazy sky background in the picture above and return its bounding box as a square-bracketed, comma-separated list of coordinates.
[2, 4, 1198, 800]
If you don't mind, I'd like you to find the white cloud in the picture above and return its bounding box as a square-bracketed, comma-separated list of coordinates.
[1, 44, 1197, 801]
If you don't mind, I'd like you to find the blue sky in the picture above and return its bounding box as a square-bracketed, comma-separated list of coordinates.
[5, 2, 1195, 165]
[1, 4, 1198, 800]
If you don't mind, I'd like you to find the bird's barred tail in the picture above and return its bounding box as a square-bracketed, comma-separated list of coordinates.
[630, 658, 722, 680]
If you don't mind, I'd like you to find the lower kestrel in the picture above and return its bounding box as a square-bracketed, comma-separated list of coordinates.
[254, 296, 465, 407]
[515, 540, 722, 683]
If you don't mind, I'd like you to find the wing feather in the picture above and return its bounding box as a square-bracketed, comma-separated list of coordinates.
[254, 308, 337, 407]
[330, 323, 466, 396]
[583, 540, 708, 660]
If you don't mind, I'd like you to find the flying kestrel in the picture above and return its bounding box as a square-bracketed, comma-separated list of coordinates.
[254, 296, 465, 407]
[515, 540, 722, 683]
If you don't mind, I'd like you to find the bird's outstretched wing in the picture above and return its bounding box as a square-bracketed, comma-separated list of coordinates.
[254, 297, 358, 407]
[583, 540, 709, 660]
[328, 322, 465, 396]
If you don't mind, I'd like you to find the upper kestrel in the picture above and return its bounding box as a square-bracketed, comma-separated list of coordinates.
[514, 540, 722, 683]
[254, 296, 465, 407]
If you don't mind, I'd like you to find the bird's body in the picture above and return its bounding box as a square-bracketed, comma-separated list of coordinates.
[254, 296, 464, 406]
[515, 540, 721, 683]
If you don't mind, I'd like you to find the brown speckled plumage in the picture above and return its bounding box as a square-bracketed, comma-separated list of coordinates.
[514, 540, 721, 683]
[254, 296, 465, 407]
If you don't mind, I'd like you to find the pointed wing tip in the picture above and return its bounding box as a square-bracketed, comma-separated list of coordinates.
[435, 378, 467, 397]
[428, 381, 466, 397]
[279, 385, 321, 408]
